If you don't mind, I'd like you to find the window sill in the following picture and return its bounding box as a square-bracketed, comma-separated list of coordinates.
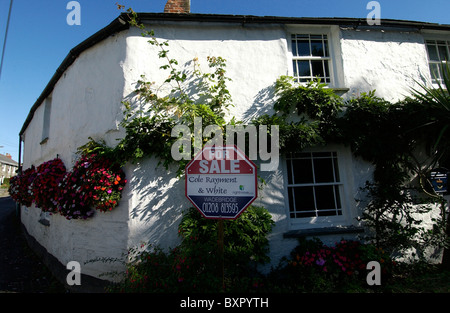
[40, 137, 49, 145]
[283, 225, 364, 238]
[329, 87, 350, 95]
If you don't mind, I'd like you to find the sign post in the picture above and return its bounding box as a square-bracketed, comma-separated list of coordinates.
[217, 218, 224, 290]
[185, 145, 257, 290]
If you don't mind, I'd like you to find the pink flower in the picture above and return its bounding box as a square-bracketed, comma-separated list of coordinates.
[316, 258, 326, 266]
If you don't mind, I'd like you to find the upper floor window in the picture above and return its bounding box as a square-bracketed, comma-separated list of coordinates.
[425, 39, 449, 85]
[41, 96, 52, 144]
[291, 34, 331, 84]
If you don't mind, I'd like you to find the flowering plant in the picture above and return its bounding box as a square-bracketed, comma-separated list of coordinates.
[9, 166, 37, 207]
[57, 152, 127, 220]
[281, 238, 394, 291]
[9, 152, 127, 220]
[31, 158, 67, 213]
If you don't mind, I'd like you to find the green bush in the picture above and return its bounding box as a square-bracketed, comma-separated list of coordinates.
[108, 205, 274, 293]
[1, 177, 10, 188]
[268, 238, 395, 292]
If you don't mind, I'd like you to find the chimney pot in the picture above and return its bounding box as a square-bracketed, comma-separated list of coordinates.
[164, 0, 190, 13]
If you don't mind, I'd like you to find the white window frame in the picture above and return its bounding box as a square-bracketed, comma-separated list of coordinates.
[425, 38, 449, 85]
[286, 25, 345, 89]
[282, 144, 357, 230]
[291, 33, 332, 84]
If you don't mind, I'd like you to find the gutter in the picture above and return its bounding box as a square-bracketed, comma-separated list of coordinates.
[135, 13, 450, 31]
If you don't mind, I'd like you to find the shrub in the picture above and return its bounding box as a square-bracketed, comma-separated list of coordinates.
[109, 205, 275, 293]
[270, 238, 395, 292]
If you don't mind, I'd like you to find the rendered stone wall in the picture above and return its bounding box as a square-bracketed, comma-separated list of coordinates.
[20, 21, 440, 280]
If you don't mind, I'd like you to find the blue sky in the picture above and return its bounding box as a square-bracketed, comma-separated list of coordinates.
[0, 0, 449, 162]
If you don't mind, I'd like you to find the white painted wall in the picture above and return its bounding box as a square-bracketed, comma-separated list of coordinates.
[20, 20, 445, 281]
[339, 28, 431, 101]
[21, 31, 130, 279]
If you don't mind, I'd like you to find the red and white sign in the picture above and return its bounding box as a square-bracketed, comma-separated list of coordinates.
[185, 145, 257, 219]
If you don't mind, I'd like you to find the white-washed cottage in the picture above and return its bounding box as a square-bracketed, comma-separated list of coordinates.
[17, 0, 450, 288]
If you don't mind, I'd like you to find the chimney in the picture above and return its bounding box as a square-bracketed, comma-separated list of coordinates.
[5, 153, 11, 159]
[164, 0, 190, 13]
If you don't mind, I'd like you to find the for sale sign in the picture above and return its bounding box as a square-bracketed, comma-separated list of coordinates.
[185, 145, 257, 219]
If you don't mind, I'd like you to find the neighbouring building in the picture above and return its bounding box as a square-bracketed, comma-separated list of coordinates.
[17, 0, 450, 285]
[0, 153, 18, 185]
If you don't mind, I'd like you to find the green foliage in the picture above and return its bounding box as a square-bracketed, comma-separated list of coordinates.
[251, 77, 344, 155]
[0, 177, 10, 188]
[179, 206, 275, 266]
[274, 77, 344, 123]
[252, 114, 324, 154]
[269, 238, 395, 292]
[108, 206, 274, 293]
[107, 10, 235, 176]
[254, 80, 449, 259]
[360, 182, 442, 259]
[412, 62, 450, 118]
[335, 91, 449, 256]
[410, 62, 450, 175]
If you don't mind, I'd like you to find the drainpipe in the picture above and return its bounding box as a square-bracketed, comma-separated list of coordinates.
[16, 134, 22, 218]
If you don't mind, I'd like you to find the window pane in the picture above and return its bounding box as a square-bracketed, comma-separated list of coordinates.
[324, 39, 329, 57]
[313, 152, 331, 158]
[310, 39, 324, 56]
[311, 60, 325, 78]
[292, 60, 298, 77]
[438, 45, 449, 61]
[334, 185, 342, 210]
[296, 212, 315, 218]
[296, 152, 312, 158]
[296, 39, 310, 56]
[291, 35, 298, 56]
[333, 155, 340, 182]
[298, 61, 311, 77]
[324, 61, 330, 79]
[288, 187, 295, 212]
[430, 63, 442, 82]
[427, 43, 439, 61]
[315, 185, 336, 216]
[293, 158, 313, 184]
[313, 157, 335, 183]
[293, 186, 315, 212]
[315, 186, 335, 209]
[287, 159, 293, 184]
